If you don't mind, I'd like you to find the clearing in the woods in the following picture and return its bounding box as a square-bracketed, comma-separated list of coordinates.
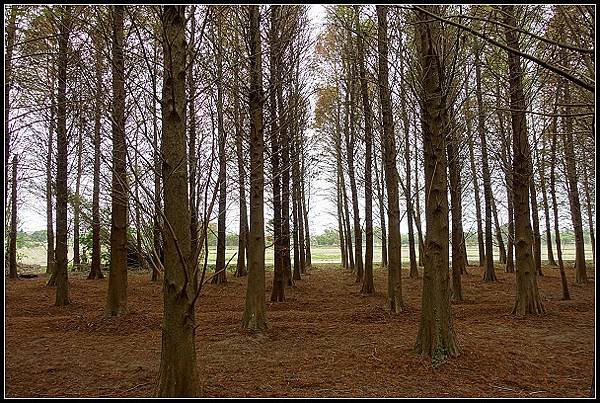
[5, 264, 594, 398]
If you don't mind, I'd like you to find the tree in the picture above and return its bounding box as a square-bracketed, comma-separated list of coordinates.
[241, 5, 269, 331]
[503, 5, 544, 316]
[54, 5, 72, 306]
[413, 5, 459, 363]
[155, 5, 199, 397]
[475, 47, 496, 282]
[213, 8, 228, 285]
[106, 5, 128, 316]
[9, 155, 18, 279]
[376, 5, 401, 311]
[88, 22, 104, 280]
[355, 5, 374, 296]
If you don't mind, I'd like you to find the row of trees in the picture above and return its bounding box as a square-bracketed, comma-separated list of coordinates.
[4, 4, 595, 395]
[5, 5, 319, 395]
[314, 4, 593, 361]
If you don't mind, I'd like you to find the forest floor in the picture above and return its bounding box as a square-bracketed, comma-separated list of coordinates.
[5, 263, 595, 398]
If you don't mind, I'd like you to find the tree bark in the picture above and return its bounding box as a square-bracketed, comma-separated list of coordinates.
[5, 6, 17, 209]
[269, 5, 285, 301]
[561, 82, 587, 284]
[106, 5, 128, 316]
[529, 176, 542, 275]
[151, 42, 162, 283]
[46, 68, 56, 280]
[414, 5, 459, 363]
[549, 118, 570, 300]
[9, 155, 18, 279]
[503, 5, 544, 316]
[490, 194, 507, 265]
[466, 115, 485, 267]
[188, 8, 199, 257]
[73, 118, 83, 269]
[89, 26, 104, 280]
[377, 5, 402, 312]
[582, 164, 595, 266]
[374, 152, 387, 268]
[538, 135, 557, 267]
[54, 5, 72, 306]
[241, 5, 270, 331]
[355, 5, 374, 295]
[234, 56, 248, 278]
[475, 48, 496, 282]
[155, 6, 199, 397]
[446, 129, 464, 302]
[213, 13, 227, 285]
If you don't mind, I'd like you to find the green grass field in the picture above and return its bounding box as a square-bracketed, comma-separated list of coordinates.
[16, 242, 594, 270]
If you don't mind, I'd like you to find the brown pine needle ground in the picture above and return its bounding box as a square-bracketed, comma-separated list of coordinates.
[5, 263, 594, 397]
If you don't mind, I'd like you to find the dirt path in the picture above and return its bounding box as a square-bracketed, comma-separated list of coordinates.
[5, 264, 595, 397]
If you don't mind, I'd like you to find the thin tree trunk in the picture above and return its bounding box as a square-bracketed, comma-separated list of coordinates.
[539, 138, 557, 267]
[54, 5, 72, 306]
[413, 5, 459, 361]
[355, 5, 374, 295]
[151, 43, 161, 283]
[46, 71, 56, 280]
[269, 5, 285, 301]
[498, 101, 515, 273]
[335, 99, 354, 272]
[89, 26, 104, 280]
[561, 82, 587, 284]
[377, 5, 402, 311]
[582, 165, 595, 266]
[155, 6, 199, 396]
[529, 176, 542, 275]
[447, 128, 464, 302]
[241, 5, 269, 331]
[5, 6, 17, 209]
[300, 145, 312, 269]
[9, 155, 18, 279]
[213, 14, 227, 284]
[466, 116, 485, 267]
[549, 117, 570, 300]
[188, 8, 199, 256]
[413, 125, 425, 267]
[106, 5, 128, 316]
[503, 5, 544, 315]
[475, 48, 496, 282]
[234, 60, 248, 278]
[374, 152, 387, 268]
[73, 120, 83, 269]
[491, 194, 507, 265]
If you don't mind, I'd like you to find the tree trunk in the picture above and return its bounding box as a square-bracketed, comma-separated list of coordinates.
[89, 26, 104, 280]
[549, 118, 570, 300]
[503, 5, 544, 315]
[413, 5, 459, 363]
[106, 5, 128, 316]
[374, 152, 387, 268]
[234, 59, 248, 278]
[335, 99, 354, 272]
[300, 146, 312, 269]
[46, 70, 56, 280]
[9, 155, 18, 279]
[377, 5, 402, 312]
[355, 5, 374, 295]
[344, 51, 363, 282]
[539, 138, 557, 267]
[447, 129, 464, 302]
[213, 15, 227, 285]
[582, 165, 595, 267]
[188, 9, 199, 257]
[491, 194, 507, 265]
[155, 6, 199, 397]
[498, 97, 515, 274]
[295, 135, 306, 276]
[5, 6, 17, 209]
[398, 37, 418, 277]
[269, 5, 285, 301]
[475, 48, 496, 282]
[466, 115, 485, 268]
[54, 5, 72, 306]
[561, 82, 587, 284]
[73, 121, 83, 269]
[241, 5, 270, 331]
[413, 126, 425, 268]
[529, 177, 542, 275]
[337, 172, 347, 268]
[152, 43, 162, 283]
